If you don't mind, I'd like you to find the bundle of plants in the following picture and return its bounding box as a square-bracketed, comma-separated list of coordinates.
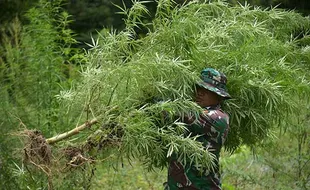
[21, 0, 310, 178]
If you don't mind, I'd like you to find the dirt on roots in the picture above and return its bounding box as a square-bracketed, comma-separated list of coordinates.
[23, 129, 52, 165]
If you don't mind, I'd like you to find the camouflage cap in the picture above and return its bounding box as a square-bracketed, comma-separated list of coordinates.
[198, 68, 231, 99]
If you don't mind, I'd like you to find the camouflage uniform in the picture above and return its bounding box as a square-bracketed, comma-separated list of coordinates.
[165, 68, 231, 190]
[165, 105, 229, 190]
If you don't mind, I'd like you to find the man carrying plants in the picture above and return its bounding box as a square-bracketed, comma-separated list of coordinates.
[165, 68, 231, 190]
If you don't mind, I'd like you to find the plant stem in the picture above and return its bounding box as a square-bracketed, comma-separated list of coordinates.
[46, 118, 98, 145]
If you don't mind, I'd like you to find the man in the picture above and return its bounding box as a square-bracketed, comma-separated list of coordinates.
[165, 68, 231, 190]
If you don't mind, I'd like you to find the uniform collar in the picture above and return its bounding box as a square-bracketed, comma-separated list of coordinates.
[205, 104, 221, 110]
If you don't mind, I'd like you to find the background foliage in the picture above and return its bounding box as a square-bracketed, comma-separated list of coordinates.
[0, 0, 83, 189]
[2, 0, 310, 46]
[0, 0, 310, 190]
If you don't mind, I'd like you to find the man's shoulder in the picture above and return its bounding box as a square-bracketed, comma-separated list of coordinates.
[202, 108, 229, 128]
[203, 108, 228, 121]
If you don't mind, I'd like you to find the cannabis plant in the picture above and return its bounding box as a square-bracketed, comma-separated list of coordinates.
[53, 0, 310, 172]
[0, 0, 82, 189]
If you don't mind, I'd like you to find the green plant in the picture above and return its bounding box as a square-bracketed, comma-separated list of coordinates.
[0, 0, 82, 189]
[221, 118, 310, 189]
[55, 0, 310, 172]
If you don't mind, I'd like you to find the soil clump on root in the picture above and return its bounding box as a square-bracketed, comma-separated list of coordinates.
[22, 129, 52, 165]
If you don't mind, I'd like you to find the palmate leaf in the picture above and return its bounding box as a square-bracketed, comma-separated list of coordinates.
[58, 1, 310, 169]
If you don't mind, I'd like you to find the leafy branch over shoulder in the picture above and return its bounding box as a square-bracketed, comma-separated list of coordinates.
[19, 0, 310, 177]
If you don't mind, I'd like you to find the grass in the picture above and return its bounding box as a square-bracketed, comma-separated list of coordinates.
[92, 160, 166, 190]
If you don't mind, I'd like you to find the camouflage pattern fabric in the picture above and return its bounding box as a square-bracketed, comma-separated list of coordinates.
[165, 104, 230, 190]
[198, 68, 231, 99]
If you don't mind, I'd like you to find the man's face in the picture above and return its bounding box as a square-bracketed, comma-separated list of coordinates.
[195, 86, 220, 107]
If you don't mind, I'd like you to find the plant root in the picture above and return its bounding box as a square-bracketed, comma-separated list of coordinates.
[22, 129, 52, 165]
[61, 146, 95, 172]
[20, 129, 53, 189]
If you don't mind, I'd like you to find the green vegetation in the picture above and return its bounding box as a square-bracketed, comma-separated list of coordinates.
[0, 0, 309, 189]
[222, 128, 310, 189]
[0, 0, 82, 189]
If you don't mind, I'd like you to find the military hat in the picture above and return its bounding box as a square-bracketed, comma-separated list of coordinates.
[198, 68, 231, 99]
